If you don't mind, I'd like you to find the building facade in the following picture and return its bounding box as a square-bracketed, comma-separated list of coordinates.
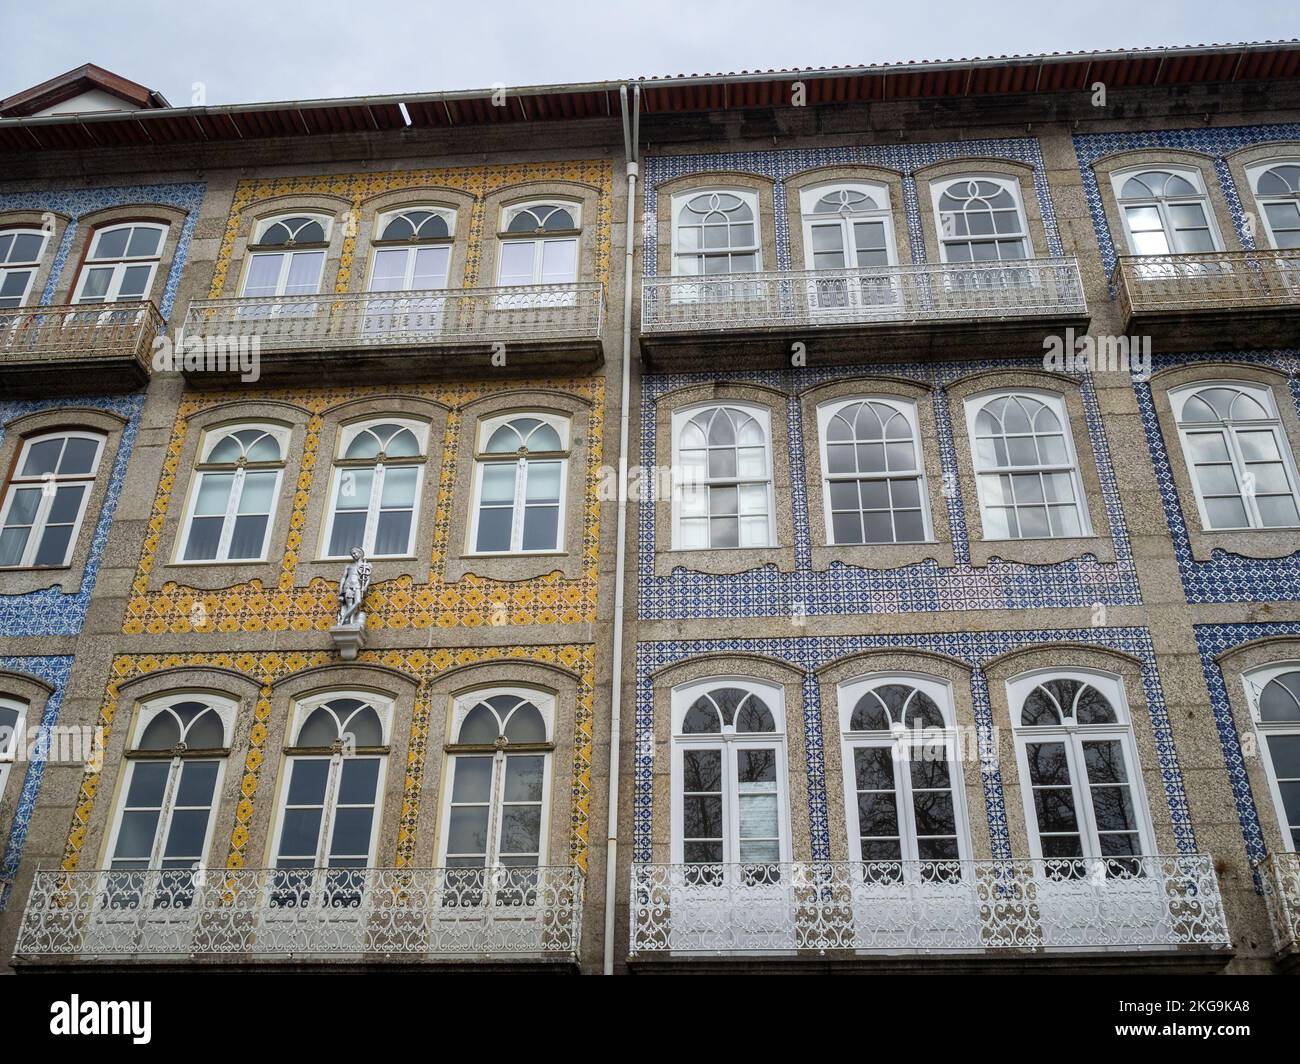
[2, 46, 1300, 974]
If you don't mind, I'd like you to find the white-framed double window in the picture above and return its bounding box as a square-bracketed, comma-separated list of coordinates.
[931, 176, 1031, 262]
[239, 214, 330, 299]
[837, 674, 970, 878]
[0, 430, 105, 569]
[176, 424, 288, 563]
[322, 419, 428, 559]
[72, 222, 167, 304]
[801, 184, 896, 271]
[469, 413, 568, 554]
[965, 390, 1091, 540]
[1242, 663, 1300, 852]
[0, 228, 49, 309]
[672, 403, 773, 550]
[672, 189, 761, 277]
[0, 696, 27, 806]
[1170, 381, 1300, 530]
[439, 688, 554, 870]
[368, 207, 454, 293]
[818, 397, 930, 545]
[497, 202, 580, 288]
[671, 678, 790, 869]
[1248, 160, 1300, 251]
[1009, 669, 1154, 871]
[1111, 167, 1222, 256]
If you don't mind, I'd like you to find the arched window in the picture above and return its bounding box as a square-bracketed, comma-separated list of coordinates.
[837, 675, 967, 879]
[368, 207, 454, 293]
[1111, 168, 1220, 256]
[0, 696, 27, 803]
[0, 228, 49, 309]
[671, 679, 789, 870]
[1170, 382, 1300, 530]
[240, 213, 329, 299]
[72, 222, 167, 304]
[818, 397, 929, 544]
[931, 176, 1030, 262]
[323, 419, 427, 559]
[178, 424, 288, 562]
[672, 190, 761, 277]
[497, 202, 580, 288]
[1009, 670, 1153, 873]
[440, 688, 554, 871]
[0, 430, 105, 568]
[800, 184, 898, 310]
[1243, 664, 1300, 851]
[1248, 161, 1300, 250]
[672, 404, 773, 550]
[470, 413, 568, 554]
[965, 391, 1090, 539]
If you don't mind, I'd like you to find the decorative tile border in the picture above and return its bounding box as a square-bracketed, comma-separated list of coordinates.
[633, 626, 1192, 864]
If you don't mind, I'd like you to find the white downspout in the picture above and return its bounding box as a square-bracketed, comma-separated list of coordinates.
[603, 82, 639, 975]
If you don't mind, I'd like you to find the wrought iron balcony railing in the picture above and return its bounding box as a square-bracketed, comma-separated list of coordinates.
[15, 865, 583, 962]
[640, 258, 1087, 334]
[1258, 851, 1300, 957]
[183, 283, 605, 352]
[630, 856, 1230, 956]
[1112, 249, 1300, 320]
[0, 301, 163, 374]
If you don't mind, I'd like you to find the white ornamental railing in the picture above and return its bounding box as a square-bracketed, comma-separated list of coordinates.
[630, 856, 1230, 955]
[1112, 249, 1300, 319]
[183, 282, 604, 351]
[640, 258, 1086, 333]
[16, 866, 583, 961]
[1258, 851, 1300, 957]
[0, 301, 164, 371]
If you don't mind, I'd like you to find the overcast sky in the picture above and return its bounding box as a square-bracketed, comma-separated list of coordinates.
[4, 0, 1298, 106]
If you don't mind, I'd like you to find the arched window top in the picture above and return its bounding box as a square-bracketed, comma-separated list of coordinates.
[935, 175, 1020, 212]
[377, 207, 453, 242]
[677, 190, 756, 224]
[1116, 167, 1206, 200]
[967, 390, 1075, 475]
[802, 183, 889, 216]
[479, 412, 569, 455]
[202, 424, 288, 465]
[676, 404, 769, 461]
[134, 695, 235, 752]
[1245, 664, 1300, 724]
[0, 228, 48, 266]
[821, 397, 918, 471]
[1171, 381, 1278, 424]
[87, 222, 166, 261]
[1010, 671, 1124, 728]
[503, 202, 579, 233]
[1250, 161, 1300, 197]
[673, 679, 782, 736]
[838, 675, 951, 732]
[253, 214, 330, 247]
[453, 688, 554, 745]
[294, 693, 390, 749]
[338, 418, 428, 461]
[15, 430, 105, 479]
[973, 391, 1063, 438]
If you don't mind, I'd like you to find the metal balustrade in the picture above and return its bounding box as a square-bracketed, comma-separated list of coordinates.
[640, 258, 1087, 334]
[630, 856, 1230, 955]
[1259, 851, 1300, 957]
[1112, 249, 1300, 320]
[15, 865, 583, 961]
[0, 301, 163, 372]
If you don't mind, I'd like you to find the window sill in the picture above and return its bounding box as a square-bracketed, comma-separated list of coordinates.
[967, 533, 1115, 567]
[811, 541, 955, 572]
[1185, 525, 1300, 563]
[655, 545, 795, 577]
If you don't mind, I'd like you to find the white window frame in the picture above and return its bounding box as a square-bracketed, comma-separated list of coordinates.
[671, 188, 763, 278]
[0, 430, 106, 569]
[320, 418, 428, 560]
[1241, 662, 1300, 853]
[671, 402, 775, 551]
[799, 182, 897, 270]
[0, 695, 28, 806]
[1008, 668, 1156, 865]
[468, 412, 570, 555]
[669, 677, 791, 867]
[1247, 159, 1300, 251]
[366, 206, 456, 292]
[929, 175, 1033, 263]
[1109, 165, 1225, 257]
[0, 227, 50, 309]
[964, 389, 1092, 541]
[817, 396, 932, 545]
[239, 213, 331, 299]
[71, 222, 167, 304]
[175, 423, 290, 564]
[496, 200, 581, 287]
[1170, 380, 1300, 531]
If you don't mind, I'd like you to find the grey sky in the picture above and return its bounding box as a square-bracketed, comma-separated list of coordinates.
[4, 0, 1298, 106]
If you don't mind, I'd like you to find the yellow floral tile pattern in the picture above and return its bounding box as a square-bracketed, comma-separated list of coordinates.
[62, 645, 597, 873]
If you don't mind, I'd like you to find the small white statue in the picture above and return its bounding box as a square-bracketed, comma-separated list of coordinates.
[336, 546, 372, 628]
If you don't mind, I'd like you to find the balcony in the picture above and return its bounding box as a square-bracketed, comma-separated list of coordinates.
[629, 856, 1231, 973]
[638, 258, 1088, 371]
[1111, 250, 1300, 351]
[1259, 851, 1300, 973]
[0, 302, 162, 395]
[13, 865, 583, 970]
[181, 283, 605, 384]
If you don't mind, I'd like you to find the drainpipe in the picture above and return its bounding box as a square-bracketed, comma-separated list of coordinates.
[603, 81, 639, 975]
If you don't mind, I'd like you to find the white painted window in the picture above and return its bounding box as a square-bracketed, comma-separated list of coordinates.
[469, 413, 568, 554]
[439, 688, 554, 870]
[672, 189, 761, 276]
[1009, 669, 1154, 872]
[496, 202, 580, 287]
[1111, 167, 1222, 256]
[72, 222, 167, 304]
[837, 675, 970, 878]
[0, 228, 49, 309]
[800, 183, 898, 311]
[0, 430, 105, 568]
[931, 176, 1030, 262]
[965, 391, 1091, 539]
[368, 207, 454, 292]
[177, 424, 288, 563]
[0, 696, 27, 807]
[322, 418, 428, 559]
[672, 404, 773, 550]
[1248, 161, 1300, 250]
[240, 214, 329, 299]
[1242, 664, 1300, 851]
[671, 678, 790, 870]
[1170, 381, 1300, 530]
[818, 397, 930, 544]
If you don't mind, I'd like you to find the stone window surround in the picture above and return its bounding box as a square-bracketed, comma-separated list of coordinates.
[0, 211, 71, 308]
[477, 179, 603, 290]
[653, 381, 795, 577]
[982, 643, 1179, 860]
[783, 165, 913, 272]
[800, 376, 956, 571]
[1223, 140, 1300, 250]
[0, 670, 54, 866]
[51, 203, 190, 307]
[912, 157, 1050, 266]
[645, 652, 810, 867]
[345, 185, 477, 294]
[1147, 362, 1300, 562]
[0, 406, 128, 597]
[946, 368, 1116, 567]
[653, 171, 778, 279]
[220, 193, 352, 300]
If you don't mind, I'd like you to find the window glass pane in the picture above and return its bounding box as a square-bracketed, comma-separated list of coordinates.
[498, 242, 536, 286]
[284, 252, 324, 295]
[94, 228, 131, 259]
[33, 524, 73, 566]
[241, 254, 283, 297]
[115, 265, 152, 300]
[540, 239, 578, 284]
[521, 505, 559, 551]
[126, 227, 163, 257]
[77, 267, 113, 302]
[475, 507, 513, 552]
